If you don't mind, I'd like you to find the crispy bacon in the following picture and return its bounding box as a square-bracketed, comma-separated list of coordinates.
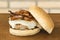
[9, 10, 34, 21]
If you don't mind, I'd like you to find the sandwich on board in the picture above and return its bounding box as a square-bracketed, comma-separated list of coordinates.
[8, 6, 54, 36]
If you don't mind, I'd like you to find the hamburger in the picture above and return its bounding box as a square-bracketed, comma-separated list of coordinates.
[8, 6, 54, 36]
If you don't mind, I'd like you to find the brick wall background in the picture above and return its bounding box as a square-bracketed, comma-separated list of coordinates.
[0, 0, 60, 13]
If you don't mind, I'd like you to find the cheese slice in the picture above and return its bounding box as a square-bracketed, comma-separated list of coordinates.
[9, 20, 36, 29]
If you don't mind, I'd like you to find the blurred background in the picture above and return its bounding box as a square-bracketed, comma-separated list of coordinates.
[0, 0, 60, 13]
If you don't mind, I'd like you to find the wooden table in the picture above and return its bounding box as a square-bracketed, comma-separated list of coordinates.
[0, 13, 60, 40]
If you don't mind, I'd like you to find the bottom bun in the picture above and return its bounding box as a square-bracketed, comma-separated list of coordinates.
[9, 28, 40, 36]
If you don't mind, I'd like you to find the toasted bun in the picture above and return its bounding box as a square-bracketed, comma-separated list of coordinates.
[28, 6, 54, 34]
[9, 28, 40, 36]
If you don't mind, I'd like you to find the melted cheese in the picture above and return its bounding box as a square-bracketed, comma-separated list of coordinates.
[9, 20, 36, 29]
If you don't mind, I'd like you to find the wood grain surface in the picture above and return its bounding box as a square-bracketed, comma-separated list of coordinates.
[0, 13, 60, 40]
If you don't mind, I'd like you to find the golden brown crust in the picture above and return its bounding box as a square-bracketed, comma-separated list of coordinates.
[28, 6, 54, 34]
[9, 28, 40, 36]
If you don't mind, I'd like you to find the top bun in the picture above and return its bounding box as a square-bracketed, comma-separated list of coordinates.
[28, 6, 54, 34]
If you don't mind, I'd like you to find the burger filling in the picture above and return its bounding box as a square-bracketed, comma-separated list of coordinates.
[9, 10, 42, 30]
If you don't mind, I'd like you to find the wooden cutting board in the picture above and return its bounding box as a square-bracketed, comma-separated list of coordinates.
[0, 13, 60, 40]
